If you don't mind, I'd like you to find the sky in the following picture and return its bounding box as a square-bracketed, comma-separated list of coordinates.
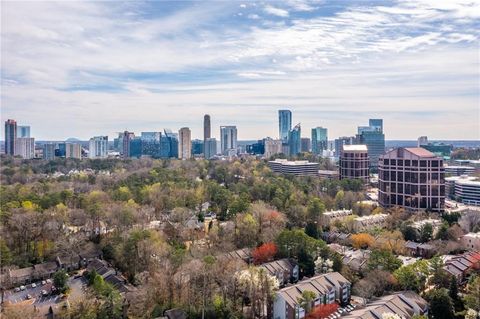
[1, 0, 479, 141]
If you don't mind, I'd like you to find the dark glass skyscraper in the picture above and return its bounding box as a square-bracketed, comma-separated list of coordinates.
[278, 110, 292, 142]
[288, 123, 301, 155]
[4, 119, 17, 155]
[356, 119, 385, 170]
[311, 127, 328, 154]
[204, 114, 211, 141]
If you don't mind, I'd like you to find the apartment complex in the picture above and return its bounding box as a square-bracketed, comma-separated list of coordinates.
[379, 147, 445, 212]
[273, 272, 351, 319]
[353, 214, 388, 232]
[89, 136, 108, 159]
[339, 145, 369, 183]
[268, 159, 319, 176]
[461, 233, 480, 251]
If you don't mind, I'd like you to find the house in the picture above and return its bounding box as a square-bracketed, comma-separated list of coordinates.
[342, 249, 371, 273]
[343, 291, 428, 319]
[273, 272, 351, 319]
[33, 261, 59, 281]
[322, 232, 351, 245]
[404, 241, 435, 258]
[443, 251, 480, 282]
[461, 232, 480, 251]
[57, 254, 82, 272]
[260, 259, 299, 286]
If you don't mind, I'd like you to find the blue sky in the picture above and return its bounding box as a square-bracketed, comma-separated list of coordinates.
[1, 0, 479, 140]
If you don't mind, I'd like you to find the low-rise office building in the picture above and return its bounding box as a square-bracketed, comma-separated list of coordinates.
[268, 159, 319, 176]
[445, 165, 476, 176]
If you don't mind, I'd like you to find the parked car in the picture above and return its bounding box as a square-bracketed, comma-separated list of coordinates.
[20, 285, 26, 291]
[25, 294, 32, 300]
[51, 286, 57, 293]
[41, 290, 48, 296]
[41, 280, 46, 285]
[14, 287, 20, 292]
[31, 283, 37, 288]
[46, 279, 52, 284]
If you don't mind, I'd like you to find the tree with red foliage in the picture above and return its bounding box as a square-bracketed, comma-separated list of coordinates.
[307, 303, 339, 319]
[252, 242, 278, 265]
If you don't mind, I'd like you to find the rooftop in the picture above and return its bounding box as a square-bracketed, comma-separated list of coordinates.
[343, 144, 367, 151]
[403, 147, 436, 158]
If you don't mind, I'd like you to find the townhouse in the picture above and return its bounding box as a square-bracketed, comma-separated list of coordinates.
[273, 272, 351, 319]
[260, 258, 299, 287]
[342, 291, 428, 319]
[442, 251, 480, 282]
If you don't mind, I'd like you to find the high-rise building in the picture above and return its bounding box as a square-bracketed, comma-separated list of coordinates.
[43, 143, 56, 160]
[417, 136, 428, 147]
[246, 140, 265, 155]
[334, 136, 356, 157]
[141, 132, 161, 157]
[17, 126, 30, 138]
[122, 131, 135, 158]
[288, 123, 301, 156]
[204, 137, 217, 159]
[339, 145, 369, 183]
[65, 143, 82, 159]
[278, 110, 292, 142]
[220, 126, 237, 155]
[129, 137, 142, 158]
[164, 129, 179, 158]
[204, 114, 211, 141]
[378, 147, 445, 212]
[312, 127, 328, 154]
[178, 127, 192, 159]
[301, 137, 311, 153]
[264, 138, 283, 158]
[191, 139, 204, 156]
[356, 119, 385, 170]
[89, 136, 108, 158]
[14, 137, 35, 159]
[5, 119, 17, 155]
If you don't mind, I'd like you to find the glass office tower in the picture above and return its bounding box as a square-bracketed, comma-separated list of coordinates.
[311, 127, 328, 154]
[288, 123, 301, 156]
[278, 110, 292, 142]
[356, 119, 385, 170]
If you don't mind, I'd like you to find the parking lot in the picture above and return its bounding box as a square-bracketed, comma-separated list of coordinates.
[4, 276, 87, 308]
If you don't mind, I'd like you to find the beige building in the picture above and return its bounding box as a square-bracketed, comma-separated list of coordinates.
[353, 213, 387, 232]
[320, 209, 353, 226]
[14, 137, 35, 159]
[65, 143, 82, 159]
[178, 127, 192, 160]
[264, 138, 282, 158]
[461, 232, 480, 251]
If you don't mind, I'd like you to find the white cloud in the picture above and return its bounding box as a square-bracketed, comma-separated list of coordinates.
[263, 5, 289, 17]
[1, 0, 478, 140]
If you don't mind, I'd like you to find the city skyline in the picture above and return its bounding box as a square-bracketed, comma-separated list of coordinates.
[2, 1, 479, 140]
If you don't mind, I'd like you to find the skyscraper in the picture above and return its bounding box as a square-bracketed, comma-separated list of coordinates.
[43, 143, 56, 160]
[356, 119, 385, 170]
[311, 127, 328, 154]
[301, 137, 311, 153]
[89, 136, 108, 158]
[288, 123, 301, 155]
[15, 137, 35, 159]
[278, 110, 292, 142]
[220, 126, 237, 155]
[4, 119, 17, 155]
[204, 114, 211, 141]
[17, 126, 31, 138]
[334, 136, 356, 157]
[164, 129, 179, 158]
[204, 137, 217, 159]
[122, 131, 135, 158]
[178, 127, 192, 159]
